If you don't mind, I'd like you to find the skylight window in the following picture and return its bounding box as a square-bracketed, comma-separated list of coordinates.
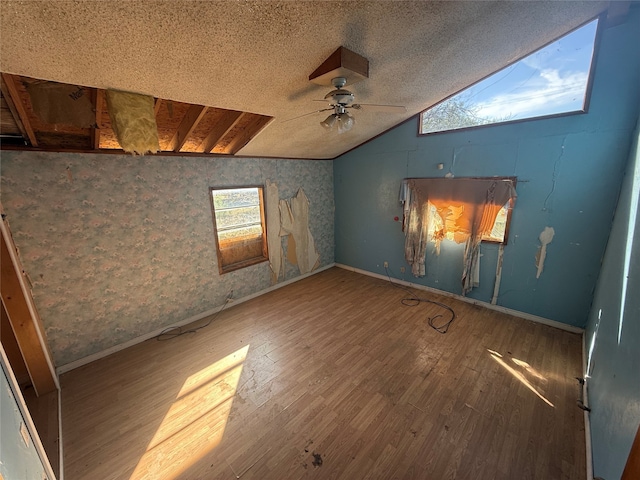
[420, 18, 599, 135]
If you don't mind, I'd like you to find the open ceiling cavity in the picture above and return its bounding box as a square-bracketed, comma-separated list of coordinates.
[0, 73, 273, 156]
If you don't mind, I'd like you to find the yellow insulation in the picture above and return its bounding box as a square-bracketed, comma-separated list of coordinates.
[106, 90, 159, 155]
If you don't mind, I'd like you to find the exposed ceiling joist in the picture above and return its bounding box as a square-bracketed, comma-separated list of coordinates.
[200, 110, 244, 153]
[1, 78, 28, 141]
[1, 73, 37, 146]
[221, 115, 273, 155]
[168, 104, 208, 152]
[154, 98, 163, 116]
[91, 89, 104, 150]
[0, 74, 272, 155]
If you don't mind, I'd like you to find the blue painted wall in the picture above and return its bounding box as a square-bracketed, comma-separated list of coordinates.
[334, 8, 640, 328]
[585, 115, 640, 479]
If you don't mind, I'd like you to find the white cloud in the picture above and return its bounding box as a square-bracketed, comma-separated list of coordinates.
[473, 68, 588, 120]
[520, 49, 553, 71]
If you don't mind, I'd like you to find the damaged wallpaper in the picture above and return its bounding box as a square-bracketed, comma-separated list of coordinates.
[0, 152, 334, 366]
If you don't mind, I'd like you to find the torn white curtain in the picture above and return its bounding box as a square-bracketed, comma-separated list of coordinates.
[400, 178, 516, 294]
[265, 180, 284, 283]
[462, 236, 482, 294]
[400, 184, 430, 276]
[279, 188, 320, 274]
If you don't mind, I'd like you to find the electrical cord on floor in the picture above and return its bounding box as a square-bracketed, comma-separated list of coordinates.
[384, 266, 456, 334]
[156, 292, 233, 341]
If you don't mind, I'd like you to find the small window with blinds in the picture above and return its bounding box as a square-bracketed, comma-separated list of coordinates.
[210, 186, 268, 274]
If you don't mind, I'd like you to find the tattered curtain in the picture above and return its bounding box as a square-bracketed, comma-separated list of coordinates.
[400, 177, 516, 295]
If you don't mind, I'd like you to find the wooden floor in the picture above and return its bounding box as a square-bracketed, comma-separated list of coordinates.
[61, 267, 586, 480]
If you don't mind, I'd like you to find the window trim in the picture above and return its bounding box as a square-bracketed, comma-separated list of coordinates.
[209, 185, 269, 275]
[417, 14, 603, 137]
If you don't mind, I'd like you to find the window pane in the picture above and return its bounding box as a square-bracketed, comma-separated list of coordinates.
[482, 204, 509, 242]
[218, 224, 263, 242]
[212, 188, 259, 210]
[427, 201, 511, 243]
[215, 205, 262, 231]
[420, 19, 598, 134]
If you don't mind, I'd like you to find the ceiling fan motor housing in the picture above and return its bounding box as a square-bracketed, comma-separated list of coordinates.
[325, 89, 355, 105]
[324, 76, 355, 105]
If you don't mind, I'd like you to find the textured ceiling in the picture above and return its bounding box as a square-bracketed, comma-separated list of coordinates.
[0, 1, 611, 159]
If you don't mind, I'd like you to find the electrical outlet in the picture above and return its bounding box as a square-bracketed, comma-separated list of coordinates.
[383, 261, 389, 268]
[400, 267, 405, 273]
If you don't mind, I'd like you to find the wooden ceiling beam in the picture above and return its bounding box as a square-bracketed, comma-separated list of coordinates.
[222, 115, 273, 155]
[154, 98, 163, 116]
[1, 219, 57, 395]
[1, 73, 38, 147]
[91, 89, 104, 150]
[167, 104, 208, 152]
[1, 78, 28, 141]
[199, 110, 244, 153]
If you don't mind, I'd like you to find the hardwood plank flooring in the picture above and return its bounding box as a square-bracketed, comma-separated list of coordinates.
[61, 267, 585, 479]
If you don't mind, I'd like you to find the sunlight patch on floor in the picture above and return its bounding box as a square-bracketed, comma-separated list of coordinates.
[129, 345, 249, 479]
[511, 357, 547, 381]
[488, 349, 554, 407]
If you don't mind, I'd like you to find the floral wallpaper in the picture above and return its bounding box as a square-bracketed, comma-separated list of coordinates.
[0, 152, 334, 366]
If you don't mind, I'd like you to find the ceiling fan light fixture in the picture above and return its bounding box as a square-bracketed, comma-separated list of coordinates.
[320, 114, 337, 130]
[336, 113, 354, 134]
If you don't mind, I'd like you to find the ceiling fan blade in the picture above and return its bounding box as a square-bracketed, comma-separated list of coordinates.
[281, 108, 333, 124]
[352, 103, 407, 113]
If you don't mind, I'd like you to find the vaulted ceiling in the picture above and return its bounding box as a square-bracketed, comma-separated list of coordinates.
[0, 1, 614, 159]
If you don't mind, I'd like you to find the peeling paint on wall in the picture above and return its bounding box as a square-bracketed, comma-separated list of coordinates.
[266, 182, 320, 279]
[280, 188, 320, 275]
[265, 180, 284, 283]
[535, 226, 555, 279]
[286, 234, 298, 265]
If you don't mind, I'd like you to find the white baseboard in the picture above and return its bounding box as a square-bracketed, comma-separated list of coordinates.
[56, 263, 335, 374]
[335, 263, 584, 334]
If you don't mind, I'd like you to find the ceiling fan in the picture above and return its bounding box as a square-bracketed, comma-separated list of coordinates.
[284, 76, 406, 133]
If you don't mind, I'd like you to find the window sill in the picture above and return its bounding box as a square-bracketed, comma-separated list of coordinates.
[219, 256, 268, 275]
